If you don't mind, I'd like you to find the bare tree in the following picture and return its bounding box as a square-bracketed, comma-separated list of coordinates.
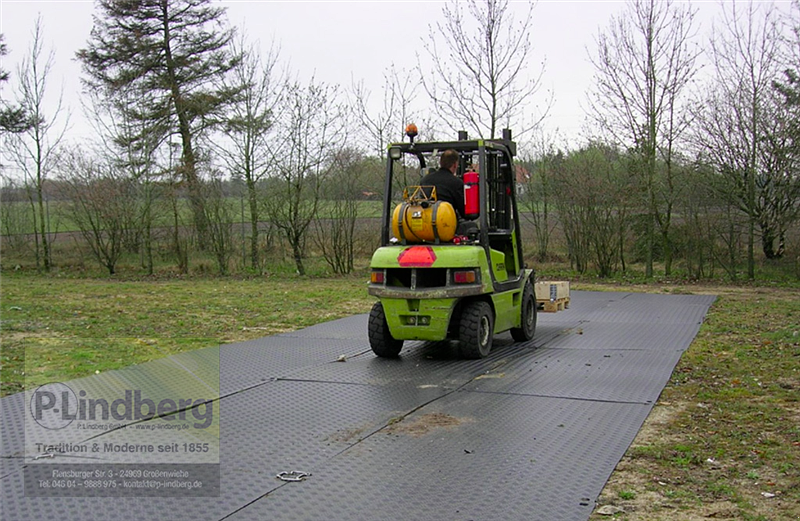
[518, 130, 562, 263]
[202, 174, 234, 275]
[694, 0, 785, 278]
[60, 148, 137, 275]
[588, 0, 699, 278]
[419, 0, 548, 139]
[264, 78, 342, 275]
[166, 175, 190, 275]
[350, 65, 424, 157]
[677, 160, 715, 279]
[83, 84, 166, 275]
[552, 143, 632, 276]
[3, 17, 69, 271]
[767, 0, 800, 257]
[214, 35, 282, 270]
[756, 92, 800, 258]
[776, 2, 800, 123]
[312, 148, 369, 274]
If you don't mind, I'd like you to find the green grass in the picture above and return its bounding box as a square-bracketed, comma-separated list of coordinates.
[0, 271, 374, 396]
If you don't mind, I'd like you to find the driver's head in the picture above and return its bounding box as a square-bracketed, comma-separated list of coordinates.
[440, 150, 459, 173]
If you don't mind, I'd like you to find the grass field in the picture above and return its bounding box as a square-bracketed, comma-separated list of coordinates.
[1, 271, 798, 519]
[0, 272, 374, 396]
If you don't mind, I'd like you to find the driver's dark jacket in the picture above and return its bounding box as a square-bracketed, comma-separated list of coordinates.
[419, 168, 465, 219]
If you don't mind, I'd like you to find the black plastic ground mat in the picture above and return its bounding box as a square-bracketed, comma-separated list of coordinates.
[218, 335, 372, 393]
[0, 393, 26, 478]
[0, 291, 715, 521]
[226, 393, 653, 521]
[463, 348, 684, 404]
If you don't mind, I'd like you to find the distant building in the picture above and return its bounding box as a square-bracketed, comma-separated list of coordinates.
[515, 164, 531, 195]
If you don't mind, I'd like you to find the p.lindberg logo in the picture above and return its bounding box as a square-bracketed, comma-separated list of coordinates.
[29, 383, 214, 430]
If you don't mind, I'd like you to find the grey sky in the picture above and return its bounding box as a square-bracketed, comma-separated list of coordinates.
[0, 0, 769, 150]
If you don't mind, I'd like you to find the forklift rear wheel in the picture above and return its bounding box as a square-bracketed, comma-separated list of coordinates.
[368, 302, 403, 358]
[459, 301, 494, 359]
[511, 280, 537, 342]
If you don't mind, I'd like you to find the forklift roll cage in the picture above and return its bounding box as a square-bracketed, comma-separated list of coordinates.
[379, 129, 526, 293]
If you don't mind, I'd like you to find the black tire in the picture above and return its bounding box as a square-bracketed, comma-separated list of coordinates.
[458, 300, 494, 359]
[511, 280, 537, 342]
[368, 301, 403, 358]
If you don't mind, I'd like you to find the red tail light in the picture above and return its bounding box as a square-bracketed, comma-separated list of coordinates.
[453, 270, 477, 284]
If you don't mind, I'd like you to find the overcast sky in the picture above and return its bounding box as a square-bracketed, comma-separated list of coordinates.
[0, 0, 782, 150]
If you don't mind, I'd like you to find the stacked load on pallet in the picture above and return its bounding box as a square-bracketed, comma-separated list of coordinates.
[535, 281, 570, 312]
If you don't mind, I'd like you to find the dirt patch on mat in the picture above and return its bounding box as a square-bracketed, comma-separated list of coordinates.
[385, 413, 471, 437]
[325, 425, 368, 444]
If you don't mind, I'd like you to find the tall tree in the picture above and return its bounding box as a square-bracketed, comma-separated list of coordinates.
[694, 0, 785, 277]
[214, 35, 282, 270]
[77, 0, 242, 248]
[588, 0, 699, 278]
[3, 17, 69, 271]
[264, 78, 342, 276]
[775, 1, 800, 153]
[419, 0, 548, 139]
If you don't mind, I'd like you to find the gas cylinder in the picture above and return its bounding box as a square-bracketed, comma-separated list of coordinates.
[392, 200, 457, 243]
[463, 171, 479, 220]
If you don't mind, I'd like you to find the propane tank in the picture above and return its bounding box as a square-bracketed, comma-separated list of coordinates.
[463, 171, 479, 220]
[392, 200, 457, 243]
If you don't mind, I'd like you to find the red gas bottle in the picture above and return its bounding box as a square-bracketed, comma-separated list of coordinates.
[463, 171, 479, 220]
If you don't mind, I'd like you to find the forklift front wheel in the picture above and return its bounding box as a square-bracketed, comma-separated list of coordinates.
[368, 301, 404, 358]
[459, 301, 494, 359]
[511, 280, 537, 342]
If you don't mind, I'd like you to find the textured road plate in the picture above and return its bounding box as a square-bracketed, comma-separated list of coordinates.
[275, 315, 369, 340]
[218, 335, 371, 393]
[226, 393, 653, 521]
[0, 393, 26, 478]
[464, 347, 684, 404]
[0, 291, 715, 521]
[542, 321, 703, 351]
[1, 379, 445, 520]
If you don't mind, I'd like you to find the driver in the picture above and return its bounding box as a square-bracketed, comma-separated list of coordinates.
[420, 149, 465, 219]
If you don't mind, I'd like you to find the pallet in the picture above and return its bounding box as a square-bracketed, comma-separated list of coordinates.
[535, 281, 570, 313]
[538, 297, 570, 313]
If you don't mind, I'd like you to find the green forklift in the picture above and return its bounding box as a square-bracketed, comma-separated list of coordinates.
[367, 126, 537, 359]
